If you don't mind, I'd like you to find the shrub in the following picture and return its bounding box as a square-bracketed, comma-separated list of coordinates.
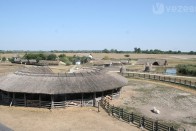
[124, 54, 130, 57]
[176, 64, 196, 76]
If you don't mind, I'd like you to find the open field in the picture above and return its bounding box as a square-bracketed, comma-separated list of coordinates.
[1, 53, 196, 73]
[1, 52, 196, 60]
[0, 106, 140, 131]
[111, 79, 196, 131]
[0, 63, 24, 73]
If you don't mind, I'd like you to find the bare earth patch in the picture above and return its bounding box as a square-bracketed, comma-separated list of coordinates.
[0, 106, 140, 131]
[112, 79, 196, 131]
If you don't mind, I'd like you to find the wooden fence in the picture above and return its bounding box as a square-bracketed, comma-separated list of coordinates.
[0, 93, 94, 109]
[123, 72, 196, 89]
[100, 99, 177, 131]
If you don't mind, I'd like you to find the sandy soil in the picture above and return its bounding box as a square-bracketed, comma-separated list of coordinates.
[112, 79, 196, 131]
[0, 106, 141, 131]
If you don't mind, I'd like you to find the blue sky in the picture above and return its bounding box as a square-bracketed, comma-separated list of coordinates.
[0, 0, 196, 51]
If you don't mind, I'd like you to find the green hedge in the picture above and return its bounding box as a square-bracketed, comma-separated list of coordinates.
[176, 64, 196, 76]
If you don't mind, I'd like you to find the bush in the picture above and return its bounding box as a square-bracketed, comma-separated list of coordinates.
[2, 57, 6, 61]
[176, 64, 196, 76]
[124, 54, 130, 57]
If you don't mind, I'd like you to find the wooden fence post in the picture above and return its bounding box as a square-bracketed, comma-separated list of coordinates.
[152, 121, 155, 131]
[131, 112, 134, 123]
[128, 113, 131, 123]
[12, 93, 15, 106]
[155, 121, 158, 131]
[97, 101, 100, 112]
[170, 126, 174, 131]
[121, 108, 124, 119]
[118, 108, 121, 119]
[142, 116, 145, 128]
[112, 105, 114, 116]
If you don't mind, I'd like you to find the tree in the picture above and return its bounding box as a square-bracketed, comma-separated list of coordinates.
[2, 57, 6, 62]
[47, 54, 57, 60]
[134, 47, 141, 53]
[102, 49, 110, 53]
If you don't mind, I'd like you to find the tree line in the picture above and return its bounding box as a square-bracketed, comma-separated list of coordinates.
[8, 53, 90, 65]
[0, 48, 196, 54]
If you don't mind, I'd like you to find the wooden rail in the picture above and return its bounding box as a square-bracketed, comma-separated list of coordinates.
[123, 72, 196, 89]
[100, 99, 177, 131]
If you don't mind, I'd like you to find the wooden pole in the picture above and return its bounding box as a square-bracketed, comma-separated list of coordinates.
[93, 92, 96, 107]
[131, 112, 134, 123]
[102, 91, 104, 97]
[81, 93, 83, 107]
[24, 94, 27, 107]
[98, 101, 100, 112]
[39, 94, 41, 108]
[13, 93, 15, 105]
[111, 90, 114, 100]
[51, 95, 54, 109]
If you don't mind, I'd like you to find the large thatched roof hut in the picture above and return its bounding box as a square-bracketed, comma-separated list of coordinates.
[0, 66, 127, 108]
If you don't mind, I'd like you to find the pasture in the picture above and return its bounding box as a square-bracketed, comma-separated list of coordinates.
[112, 79, 196, 130]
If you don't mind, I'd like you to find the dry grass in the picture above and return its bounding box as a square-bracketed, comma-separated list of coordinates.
[0, 63, 23, 73]
[112, 79, 196, 130]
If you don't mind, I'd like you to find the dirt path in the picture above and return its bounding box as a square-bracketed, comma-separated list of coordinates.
[0, 106, 140, 131]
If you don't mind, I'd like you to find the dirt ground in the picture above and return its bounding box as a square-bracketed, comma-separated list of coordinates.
[112, 79, 196, 131]
[0, 106, 141, 131]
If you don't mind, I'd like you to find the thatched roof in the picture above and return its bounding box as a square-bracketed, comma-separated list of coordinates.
[38, 60, 59, 66]
[136, 59, 167, 66]
[0, 67, 127, 95]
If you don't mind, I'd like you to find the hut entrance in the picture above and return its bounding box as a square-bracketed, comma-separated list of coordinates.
[152, 62, 159, 66]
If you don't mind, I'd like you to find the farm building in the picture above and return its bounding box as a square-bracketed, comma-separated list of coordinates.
[0, 66, 127, 108]
[92, 60, 112, 67]
[136, 59, 167, 66]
